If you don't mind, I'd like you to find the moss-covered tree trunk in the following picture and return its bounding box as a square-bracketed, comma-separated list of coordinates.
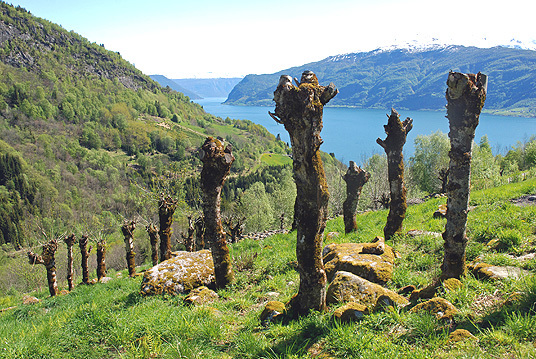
[96, 240, 106, 281]
[28, 238, 59, 296]
[342, 161, 370, 233]
[182, 215, 195, 252]
[121, 220, 136, 276]
[200, 137, 235, 288]
[79, 234, 91, 285]
[63, 234, 76, 291]
[376, 109, 413, 240]
[146, 223, 159, 266]
[159, 195, 177, 262]
[269, 71, 338, 315]
[441, 71, 487, 280]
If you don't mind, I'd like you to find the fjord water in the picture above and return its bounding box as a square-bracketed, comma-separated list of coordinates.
[196, 98, 535, 165]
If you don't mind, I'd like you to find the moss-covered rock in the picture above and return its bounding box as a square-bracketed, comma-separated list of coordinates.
[323, 239, 396, 284]
[443, 278, 463, 291]
[140, 250, 215, 296]
[410, 297, 457, 320]
[326, 271, 408, 308]
[448, 329, 478, 343]
[184, 286, 219, 305]
[333, 302, 369, 322]
[468, 262, 528, 281]
[260, 301, 286, 324]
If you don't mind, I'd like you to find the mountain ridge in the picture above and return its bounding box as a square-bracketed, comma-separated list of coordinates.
[225, 45, 536, 117]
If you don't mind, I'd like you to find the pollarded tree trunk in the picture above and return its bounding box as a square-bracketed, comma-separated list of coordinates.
[63, 234, 76, 291]
[79, 234, 92, 285]
[376, 109, 413, 240]
[342, 161, 371, 233]
[194, 216, 205, 250]
[438, 168, 449, 194]
[146, 223, 159, 266]
[121, 220, 137, 276]
[159, 194, 177, 262]
[96, 240, 106, 281]
[28, 238, 59, 296]
[200, 137, 235, 288]
[269, 71, 338, 315]
[441, 71, 487, 280]
[182, 215, 196, 252]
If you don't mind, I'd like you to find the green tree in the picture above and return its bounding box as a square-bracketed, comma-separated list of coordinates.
[238, 182, 274, 232]
[409, 131, 450, 194]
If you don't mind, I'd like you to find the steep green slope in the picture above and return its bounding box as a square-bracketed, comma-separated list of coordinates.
[226, 45, 536, 117]
[0, 2, 288, 247]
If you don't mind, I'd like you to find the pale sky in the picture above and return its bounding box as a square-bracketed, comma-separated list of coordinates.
[7, 0, 535, 78]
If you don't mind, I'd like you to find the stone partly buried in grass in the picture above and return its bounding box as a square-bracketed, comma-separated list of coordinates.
[140, 250, 215, 296]
[260, 301, 286, 325]
[184, 286, 219, 305]
[323, 238, 396, 284]
[333, 302, 369, 322]
[326, 271, 408, 308]
[410, 297, 458, 320]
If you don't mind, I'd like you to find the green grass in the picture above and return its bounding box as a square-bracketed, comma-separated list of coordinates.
[1, 178, 536, 358]
[260, 153, 293, 167]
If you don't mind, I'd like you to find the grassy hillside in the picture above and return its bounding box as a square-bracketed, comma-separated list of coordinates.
[1, 179, 535, 358]
[225, 45, 536, 117]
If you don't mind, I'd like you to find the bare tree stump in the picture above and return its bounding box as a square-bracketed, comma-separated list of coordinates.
[182, 215, 196, 252]
[223, 215, 245, 243]
[438, 168, 449, 194]
[79, 234, 92, 285]
[342, 161, 370, 233]
[63, 234, 76, 291]
[121, 220, 137, 276]
[159, 194, 177, 262]
[146, 223, 159, 266]
[269, 71, 338, 315]
[377, 109, 413, 240]
[28, 238, 59, 296]
[96, 240, 106, 281]
[441, 71, 487, 280]
[200, 137, 235, 288]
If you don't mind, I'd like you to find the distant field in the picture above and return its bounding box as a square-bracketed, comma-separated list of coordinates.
[260, 153, 292, 166]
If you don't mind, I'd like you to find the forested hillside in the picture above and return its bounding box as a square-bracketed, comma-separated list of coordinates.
[225, 45, 536, 117]
[0, 2, 290, 248]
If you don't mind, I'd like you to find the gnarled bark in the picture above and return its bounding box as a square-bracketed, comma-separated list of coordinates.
[223, 215, 245, 243]
[28, 238, 59, 296]
[63, 234, 76, 291]
[342, 161, 370, 233]
[194, 216, 205, 250]
[182, 215, 196, 252]
[377, 109, 413, 240]
[121, 220, 136, 276]
[146, 223, 159, 266]
[200, 137, 235, 288]
[441, 71, 487, 280]
[438, 168, 449, 194]
[96, 240, 106, 281]
[79, 234, 92, 284]
[269, 71, 338, 315]
[159, 194, 177, 262]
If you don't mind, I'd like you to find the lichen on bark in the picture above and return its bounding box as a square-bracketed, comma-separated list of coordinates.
[376, 109, 413, 240]
[146, 223, 159, 266]
[342, 161, 370, 233]
[96, 239, 106, 281]
[441, 71, 487, 280]
[269, 71, 338, 316]
[63, 234, 76, 291]
[121, 220, 136, 276]
[79, 234, 92, 284]
[200, 136, 235, 288]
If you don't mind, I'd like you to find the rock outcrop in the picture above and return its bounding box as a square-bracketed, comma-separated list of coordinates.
[326, 271, 408, 307]
[323, 238, 396, 284]
[140, 250, 215, 296]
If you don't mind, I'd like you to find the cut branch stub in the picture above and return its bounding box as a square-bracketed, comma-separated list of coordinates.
[271, 71, 337, 316]
[121, 220, 137, 276]
[159, 194, 177, 262]
[441, 72, 487, 280]
[63, 234, 77, 291]
[146, 223, 159, 266]
[377, 108, 413, 240]
[200, 137, 235, 288]
[342, 161, 371, 233]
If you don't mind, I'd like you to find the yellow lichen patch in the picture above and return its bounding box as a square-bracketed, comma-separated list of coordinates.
[410, 297, 458, 320]
[333, 302, 369, 322]
[448, 329, 478, 343]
